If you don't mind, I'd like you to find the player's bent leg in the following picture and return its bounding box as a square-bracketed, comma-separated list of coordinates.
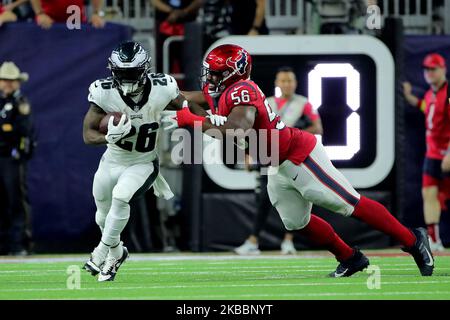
[296, 141, 433, 275]
[267, 170, 367, 277]
[267, 170, 312, 231]
[100, 197, 130, 247]
[300, 215, 369, 277]
[92, 161, 115, 233]
[98, 161, 159, 281]
[84, 162, 116, 276]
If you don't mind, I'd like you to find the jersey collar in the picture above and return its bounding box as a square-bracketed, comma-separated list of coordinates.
[118, 80, 151, 111]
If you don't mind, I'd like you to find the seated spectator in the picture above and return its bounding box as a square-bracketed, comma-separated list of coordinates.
[0, 4, 18, 27]
[30, 0, 105, 29]
[0, 0, 31, 27]
[151, 0, 202, 74]
[228, 0, 268, 35]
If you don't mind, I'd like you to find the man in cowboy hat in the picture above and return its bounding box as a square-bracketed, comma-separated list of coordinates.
[0, 61, 35, 256]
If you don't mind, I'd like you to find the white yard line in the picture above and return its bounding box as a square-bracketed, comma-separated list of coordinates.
[1, 280, 450, 293]
[0, 254, 333, 264]
[0, 263, 428, 273]
[2, 266, 447, 276]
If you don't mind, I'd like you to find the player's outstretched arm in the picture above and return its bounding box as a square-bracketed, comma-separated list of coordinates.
[83, 103, 107, 145]
[201, 106, 256, 135]
[167, 92, 209, 117]
[181, 91, 209, 108]
[162, 103, 256, 139]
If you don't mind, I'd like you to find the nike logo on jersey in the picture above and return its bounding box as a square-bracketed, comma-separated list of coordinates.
[293, 173, 298, 181]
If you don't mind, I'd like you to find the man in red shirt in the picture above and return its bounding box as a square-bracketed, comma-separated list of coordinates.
[403, 53, 449, 251]
[30, 0, 105, 29]
[163, 44, 435, 277]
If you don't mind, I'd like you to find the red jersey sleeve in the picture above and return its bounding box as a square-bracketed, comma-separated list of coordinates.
[302, 102, 320, 121]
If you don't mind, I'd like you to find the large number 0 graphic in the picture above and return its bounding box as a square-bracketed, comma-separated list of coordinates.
[308, 63, 361, 160]
[116, 123, 159, 152]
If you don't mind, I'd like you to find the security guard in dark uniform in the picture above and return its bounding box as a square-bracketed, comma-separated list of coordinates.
[0, 62, 34, 255]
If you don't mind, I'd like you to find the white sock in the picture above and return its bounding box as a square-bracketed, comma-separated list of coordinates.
[110, 241, 124, 259]
[101, 198, 130, 247]
[92, 242, 109, 265]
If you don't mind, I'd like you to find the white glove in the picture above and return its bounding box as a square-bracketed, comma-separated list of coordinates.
[160, 110, 178, 131]
[105, 114, 132, 144]
[206, 114, 227, 126]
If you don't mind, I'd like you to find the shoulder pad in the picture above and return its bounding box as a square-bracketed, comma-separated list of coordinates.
[88, 78, 114, 109]
[149, 73, 179, 101]
[223, 81, 259, 107]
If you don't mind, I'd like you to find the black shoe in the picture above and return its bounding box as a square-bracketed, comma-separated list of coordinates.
[402, 228, 434, 276]
[329, 248, 370, 278]
[98, 246, 129, 282]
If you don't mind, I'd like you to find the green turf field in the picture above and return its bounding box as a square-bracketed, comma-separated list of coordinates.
[1, 250, 449, 300]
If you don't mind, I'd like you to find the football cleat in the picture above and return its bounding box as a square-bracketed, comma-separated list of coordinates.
[234, 240, 261, 255]
[280, 239, 297, 255]
[329, 248, 370, 278]
[83, 254, 103, 276]
[402, 228, 434, 276]
[98, 245, 129, 282]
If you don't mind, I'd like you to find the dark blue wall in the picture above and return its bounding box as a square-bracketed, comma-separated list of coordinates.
[0, 23, 132, 251]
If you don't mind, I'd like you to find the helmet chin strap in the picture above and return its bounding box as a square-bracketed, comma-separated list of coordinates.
[120, 83, 138, 96]
[208, 68, 246, 97]
[120, 77, 146, 96]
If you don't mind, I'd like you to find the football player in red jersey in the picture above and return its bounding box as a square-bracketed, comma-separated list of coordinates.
[403, 53, 449, 251]
[162, 44, 434, 277]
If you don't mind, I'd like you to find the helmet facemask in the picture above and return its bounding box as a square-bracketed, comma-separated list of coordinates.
[108, 41, 151, 96]
[109, 63, 150, 96]
[200, 64, 230, 98]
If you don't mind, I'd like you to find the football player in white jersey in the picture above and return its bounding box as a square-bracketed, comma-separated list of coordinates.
[82, 41, 225, 281]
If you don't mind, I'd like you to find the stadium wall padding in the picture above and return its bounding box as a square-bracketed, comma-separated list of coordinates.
[0, 23, 133, 252]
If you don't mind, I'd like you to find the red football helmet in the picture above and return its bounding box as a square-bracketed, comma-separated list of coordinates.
[201, 44, 252, 96]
